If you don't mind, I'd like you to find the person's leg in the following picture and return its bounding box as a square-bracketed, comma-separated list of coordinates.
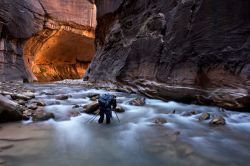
[98, 111, 104, 123]
[106, 111, 111, 124]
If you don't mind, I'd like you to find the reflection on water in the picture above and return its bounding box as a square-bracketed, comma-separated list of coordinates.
[0, 83, 250, 166]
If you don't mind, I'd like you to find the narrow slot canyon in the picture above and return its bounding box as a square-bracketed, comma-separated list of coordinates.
[0, 1, 250, 166]
[24, 28, 95, 81]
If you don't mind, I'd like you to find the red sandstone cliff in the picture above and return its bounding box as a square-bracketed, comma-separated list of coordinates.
[86, 0, 250, 111]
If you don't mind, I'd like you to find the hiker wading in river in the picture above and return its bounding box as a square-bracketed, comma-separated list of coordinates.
[98, 94, 117, 124]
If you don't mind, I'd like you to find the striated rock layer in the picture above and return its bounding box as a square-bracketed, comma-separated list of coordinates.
[86, 0, 250, 111]
[0, 0, 96, 81]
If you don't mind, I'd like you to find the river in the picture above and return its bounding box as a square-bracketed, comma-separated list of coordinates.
[0, 82, 250, 166]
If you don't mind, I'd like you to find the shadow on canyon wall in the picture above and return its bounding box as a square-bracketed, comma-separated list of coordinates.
[86, 0, 250, 111]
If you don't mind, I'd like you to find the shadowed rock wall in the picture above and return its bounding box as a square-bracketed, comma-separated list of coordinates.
[86, 0, 250, 111]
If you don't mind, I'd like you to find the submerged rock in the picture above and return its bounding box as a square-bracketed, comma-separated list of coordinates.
[129, 97, 146, 106]
[153, 118, 167, 125]
[176, 144, 193, 157]
[199, 112, 210, 121]
[68, 110, 81, 117]
[82, 102, 99, 114]
[209, 116, 226, 125]
[182, 111, 197, 116]
[32, 111, 55, 122]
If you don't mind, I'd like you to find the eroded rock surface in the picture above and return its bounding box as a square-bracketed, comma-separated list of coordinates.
[0, 0, 96, 81]
[86, 0, 250, 111]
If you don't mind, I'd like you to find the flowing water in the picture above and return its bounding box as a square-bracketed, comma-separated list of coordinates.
[0, 83, 250, 166]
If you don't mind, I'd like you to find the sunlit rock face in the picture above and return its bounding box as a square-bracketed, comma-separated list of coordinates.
[0, 0, 96, 81]
[24, 29, 95, 81]
[87, 0, 250, 111]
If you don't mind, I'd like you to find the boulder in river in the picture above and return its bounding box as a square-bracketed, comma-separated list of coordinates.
[199, 112, 210, 121]
[82, 102, 99, 114]
[0, 95, 23, 123]
[87, 93, 100, 101]
[32, 111, 55, 122]
[56, 95, 69, 100]
[209, 116, 226, 125]
[115, 106, 125, 113]
[129, 97, 146, 106]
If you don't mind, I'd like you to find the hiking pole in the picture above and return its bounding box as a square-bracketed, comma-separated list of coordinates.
[113, 110, 120, 123]
[86, 111, 100, 123]
[90, 114, 98, 123]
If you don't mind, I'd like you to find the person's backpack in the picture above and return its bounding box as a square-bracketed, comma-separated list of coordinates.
[98, 94, 114, 108]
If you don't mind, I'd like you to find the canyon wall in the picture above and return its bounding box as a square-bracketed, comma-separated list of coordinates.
[87, 0, 250, 111]
[0, 0, 96, 81]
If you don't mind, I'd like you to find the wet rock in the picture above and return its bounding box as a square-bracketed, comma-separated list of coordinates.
[22, 114, 30, 121]
[56, 95, 69, 100]
[72, 104, 81, 109]
[114, 106, 125, 113]
[35, 101, 46, 107]
[0, 95, 23, 123]
[18, 100, 26, 106]
[42, 92, 55, 96]
[23, 109, 35, 117]
[9, 93, 32, 101]
[153, 118, 167, 125]
[27, 104, 38, 110]
[182, 111, 197, 116]
[82, 102, 99, 114]
[199, 112, 210, 121]
[87, 93, 100, 101]
[90, 96, 100, 101]
[22, 92, 35, 99]
[129, 97, 146, 106]
[32, 111, 55, 122]
[209, 116, 226, 125]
